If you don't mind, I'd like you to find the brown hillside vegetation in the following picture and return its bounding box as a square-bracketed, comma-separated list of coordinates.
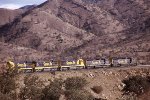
[0, 64, 150, 100]
[0, 42, 49, 63]
[16, 67, 150, 100]
[0, 0, 149, 62]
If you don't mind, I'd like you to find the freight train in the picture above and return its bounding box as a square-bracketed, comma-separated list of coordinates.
[6, 57, 135, 73]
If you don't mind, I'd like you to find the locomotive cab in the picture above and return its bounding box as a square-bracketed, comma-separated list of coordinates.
[77, 59, 85, 68]
[6, 60, 15, 70]
[66, 61, 76, 65]
[17, 63, 26, 68]
[43, 62, 52, 67]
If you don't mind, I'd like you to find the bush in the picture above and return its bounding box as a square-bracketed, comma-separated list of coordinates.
[0, 66, 18, 100]
[0, 73, 17, 94]
[91, 86, 103, 94]
[65, 90, 94, 100]
[64, 77, 87, 90]
[64, 77, 94, 100]
[29, 36, 42, 49]
[19, 75, 44, 100]
[42, 79, 63, 100]
[0, 67, 17, 94]
[17, 76, 93, 100]
[0, 92, 12, 100]
[122, 75, 150, 95]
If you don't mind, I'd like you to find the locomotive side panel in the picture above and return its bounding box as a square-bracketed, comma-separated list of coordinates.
[112, 58, 132, 66]
[86, 59, 107, 67]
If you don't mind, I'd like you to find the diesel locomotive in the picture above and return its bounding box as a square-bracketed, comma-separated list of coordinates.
[6, 57, 135, 73]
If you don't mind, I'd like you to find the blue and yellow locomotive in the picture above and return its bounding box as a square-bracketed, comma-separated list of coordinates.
[7, 57, 135, 73]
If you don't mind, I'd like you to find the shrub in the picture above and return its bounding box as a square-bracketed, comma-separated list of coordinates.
[122, 75, 150, 95]
[42, 79, 63, 100]
[64, 77, 87, 90]
[29, 36, 42, 49]
[0, 67, 17, 94]
[65, 90, 94, 100]
[0, 66, 18, 100]
[19, 75, 44, 100]
[0, 73, 17, 94]
[0, 92, 12, 100]
[75, 33, 83, 40]
[91, 86, 103, 94]
[64, 77, 93, 100]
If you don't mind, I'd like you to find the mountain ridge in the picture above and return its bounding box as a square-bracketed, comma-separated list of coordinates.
[0, 0, 149, 63]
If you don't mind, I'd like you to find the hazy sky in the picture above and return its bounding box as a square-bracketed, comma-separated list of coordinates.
[0, 0, 47, 9]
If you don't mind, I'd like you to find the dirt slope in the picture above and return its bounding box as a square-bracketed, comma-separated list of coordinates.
[18, 67, 150, 100]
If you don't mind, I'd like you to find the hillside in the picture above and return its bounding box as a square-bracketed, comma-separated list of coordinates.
[0, 0, 150, 62]
[18, 67, 150, 100]
[0, 8, 23, 27]
[0, 42, 49, 63]
[19, 5, 37, 11]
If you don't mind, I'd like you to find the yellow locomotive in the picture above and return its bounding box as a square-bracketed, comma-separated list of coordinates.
[6, 60, 15, 70]
[14, 58, 86, 73]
